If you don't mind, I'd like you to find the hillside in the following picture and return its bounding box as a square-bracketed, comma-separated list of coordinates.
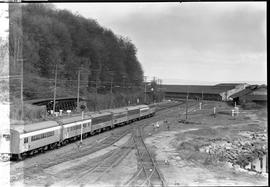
[9, 4, 144, 106]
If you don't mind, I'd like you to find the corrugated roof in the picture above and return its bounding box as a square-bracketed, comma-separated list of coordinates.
[230, 89, 252, 98]
[230, 86, 267, 99]
[25, 97, 85, 105]
[162, 85, 230, 94]
[214, 83, 243, 88]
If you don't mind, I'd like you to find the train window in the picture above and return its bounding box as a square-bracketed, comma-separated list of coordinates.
[92, 115, 112, 125]
[128, 109, 139, 115]
[31, 131, 55, 141]
[114, 113, 126, 118]
[69, 125, 81, 131]
[24, 137, 28, 143]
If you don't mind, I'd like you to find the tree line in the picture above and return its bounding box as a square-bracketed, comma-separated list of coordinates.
[9, 4, 145, 104]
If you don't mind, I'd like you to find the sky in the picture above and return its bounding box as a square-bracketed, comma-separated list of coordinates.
[54, 2, 267, 85]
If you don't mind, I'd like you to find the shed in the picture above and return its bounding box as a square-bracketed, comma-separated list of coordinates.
[230, 85, 267, 105]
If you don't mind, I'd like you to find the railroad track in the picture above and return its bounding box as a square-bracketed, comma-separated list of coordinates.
[18, 127, 132, 170]
[126, 126, 167, 187]
[64, 134, 134, 186]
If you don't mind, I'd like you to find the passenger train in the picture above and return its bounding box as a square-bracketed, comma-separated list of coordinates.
[0, 104, 156, 161]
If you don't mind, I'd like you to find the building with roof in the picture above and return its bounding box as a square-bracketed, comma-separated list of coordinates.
[25, 97, 86, 112]
[162, 83, 247, 101]
[219, 83, 249, 101]
[230, 85, 267, 105]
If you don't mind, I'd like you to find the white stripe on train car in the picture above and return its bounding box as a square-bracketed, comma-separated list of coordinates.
[63, 119, 92, 128]
[20, 126, 61, 138]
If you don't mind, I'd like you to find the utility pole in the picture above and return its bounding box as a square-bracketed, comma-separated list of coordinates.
[20, 58, 23, 120]
[185, 88, 189, 120]
[53, 63, 58, 114]
[77, 68, 81, 111]
[122, 75, 126, 89]
[144, 76, 147, 104]
[17, 58, 24, 121]
[110, 75, 113, 108]
[80, 110, 84, 145]
[95, 72, 98, 111]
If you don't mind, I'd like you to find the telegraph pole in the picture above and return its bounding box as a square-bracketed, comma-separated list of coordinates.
[80, 110, 84, 145]
[95, 70, 99, 111]
[110, 75, 113, 108]
[185, 88, 189, 120]
[77, 69, 81, 111]
[20, 58, 23, 120]
[144, 76, 147, 104]
[17, 58, 24, 120]
[53, 63, 58, 114]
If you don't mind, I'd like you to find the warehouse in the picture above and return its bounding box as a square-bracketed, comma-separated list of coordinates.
[230, 85, 267, 105]
[162, 85, 235, 101]
[25, 97, 86, 112]
[162, 83, 247, 101]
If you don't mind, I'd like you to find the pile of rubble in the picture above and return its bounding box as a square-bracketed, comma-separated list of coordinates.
[200, 135, 267, 169]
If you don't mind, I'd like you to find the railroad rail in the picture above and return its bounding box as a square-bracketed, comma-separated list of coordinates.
[16, 128, 131, 170]
[64, 133, 134, 186]
[126, 126, 167, 187]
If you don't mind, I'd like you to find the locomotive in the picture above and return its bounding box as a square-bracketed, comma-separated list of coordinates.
[0, 104, 155, 161]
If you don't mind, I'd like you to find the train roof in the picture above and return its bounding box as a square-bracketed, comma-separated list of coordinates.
[137, 104, 149, 108]
[105, 107, 128, 114]
[58, 111, 112, 124]
[91, 111, 112, 118]
[8, 104, 153, 134]
[58, 114, 91, 124]
[10, 120, 59, 133]
[127, 105, 142, 110]
[100, 105, 149, 113]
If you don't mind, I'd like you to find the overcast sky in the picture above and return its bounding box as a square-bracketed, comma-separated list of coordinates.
[55, 2, 266, 85]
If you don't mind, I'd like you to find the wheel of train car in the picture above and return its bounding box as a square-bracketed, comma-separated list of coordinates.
[21, 153, 27, 160]
[29, 150, 34, 156]
[49, 143, 56, 150]
[17, 154, 22, 161]
[61, 141, 66, 146]
[44, 145, 48, 151]
[62, 140, 68, 146]
[56, 142, 61, 148]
